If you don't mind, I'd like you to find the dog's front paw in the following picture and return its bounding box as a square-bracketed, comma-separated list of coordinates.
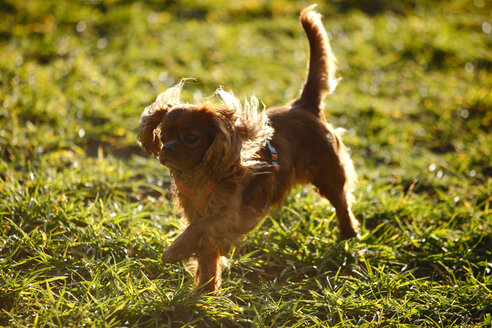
[161, 234, 196, 264]
[161, 247, 181, 264]
[161, 220, 212, 265]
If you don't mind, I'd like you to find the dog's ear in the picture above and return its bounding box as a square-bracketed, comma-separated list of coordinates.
[138, 81, 188, 156]
[199, 108, 242, 175]
[215, 88, 273, 162]
[138, 104, 167, 156]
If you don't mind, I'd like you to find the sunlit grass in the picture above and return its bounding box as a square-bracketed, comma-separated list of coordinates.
[1, 0, 491, 326]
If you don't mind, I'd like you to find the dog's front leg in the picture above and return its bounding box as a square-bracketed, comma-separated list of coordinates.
[161, 217, 216, 264]
[162, 216, 225, 293]
[195, 246, 222, 293]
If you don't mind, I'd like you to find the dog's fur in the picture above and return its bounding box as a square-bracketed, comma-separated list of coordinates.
[138, 5, 359, 293]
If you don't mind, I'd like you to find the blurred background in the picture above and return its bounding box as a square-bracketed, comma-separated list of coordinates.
[1, 0, 490, 170]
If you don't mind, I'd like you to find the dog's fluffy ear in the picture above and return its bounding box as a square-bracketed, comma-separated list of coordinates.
[215, 88, 273, 162]
[138, 80, 188, 156]
[138, 105, 166, 156]
[199, 107, 242, 177]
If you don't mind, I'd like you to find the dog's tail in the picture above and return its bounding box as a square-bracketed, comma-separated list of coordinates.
[292, 5, 339, 113]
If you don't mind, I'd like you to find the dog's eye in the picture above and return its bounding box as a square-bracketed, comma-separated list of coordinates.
[183, 133, 198, 145]
[160, 131, 165, 142]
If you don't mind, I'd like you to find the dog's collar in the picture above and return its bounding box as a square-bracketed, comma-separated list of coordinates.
[266, 139, 280, 172]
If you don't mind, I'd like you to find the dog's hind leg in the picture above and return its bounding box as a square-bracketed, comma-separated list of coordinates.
[312, 158, 359, 239]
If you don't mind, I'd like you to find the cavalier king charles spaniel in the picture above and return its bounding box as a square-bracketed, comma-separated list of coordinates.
[138, 5, 359, 293]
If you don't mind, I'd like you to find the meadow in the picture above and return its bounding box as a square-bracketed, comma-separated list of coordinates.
[0, 0, 491, 326]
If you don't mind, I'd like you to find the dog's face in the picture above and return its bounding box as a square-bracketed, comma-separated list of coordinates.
[158, 106, 216, 171]
[139, 97, 243, 174]
[138, 82, 272, 176]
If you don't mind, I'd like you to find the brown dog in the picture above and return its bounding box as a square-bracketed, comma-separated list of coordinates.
[138, 5, 359, 293]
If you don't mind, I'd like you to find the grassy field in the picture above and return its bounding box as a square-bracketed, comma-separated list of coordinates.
[1, 0, 491, 326]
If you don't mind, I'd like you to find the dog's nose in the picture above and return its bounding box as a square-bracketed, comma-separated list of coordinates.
[162, 142, 177, 155]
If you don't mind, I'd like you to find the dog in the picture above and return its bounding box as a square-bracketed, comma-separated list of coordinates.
[138, 5, 359, 293]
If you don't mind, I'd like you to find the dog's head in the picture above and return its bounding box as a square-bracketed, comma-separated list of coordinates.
[138, 80, 274, 175]
[138, 81, 249, 175]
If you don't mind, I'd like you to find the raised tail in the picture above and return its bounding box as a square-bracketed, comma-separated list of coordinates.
[293, 5, 339, 113]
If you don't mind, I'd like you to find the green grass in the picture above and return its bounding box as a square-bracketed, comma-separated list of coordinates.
[1, 0, 491, 326]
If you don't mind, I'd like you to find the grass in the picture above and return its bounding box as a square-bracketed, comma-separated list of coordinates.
[1, 0, 491, 326]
